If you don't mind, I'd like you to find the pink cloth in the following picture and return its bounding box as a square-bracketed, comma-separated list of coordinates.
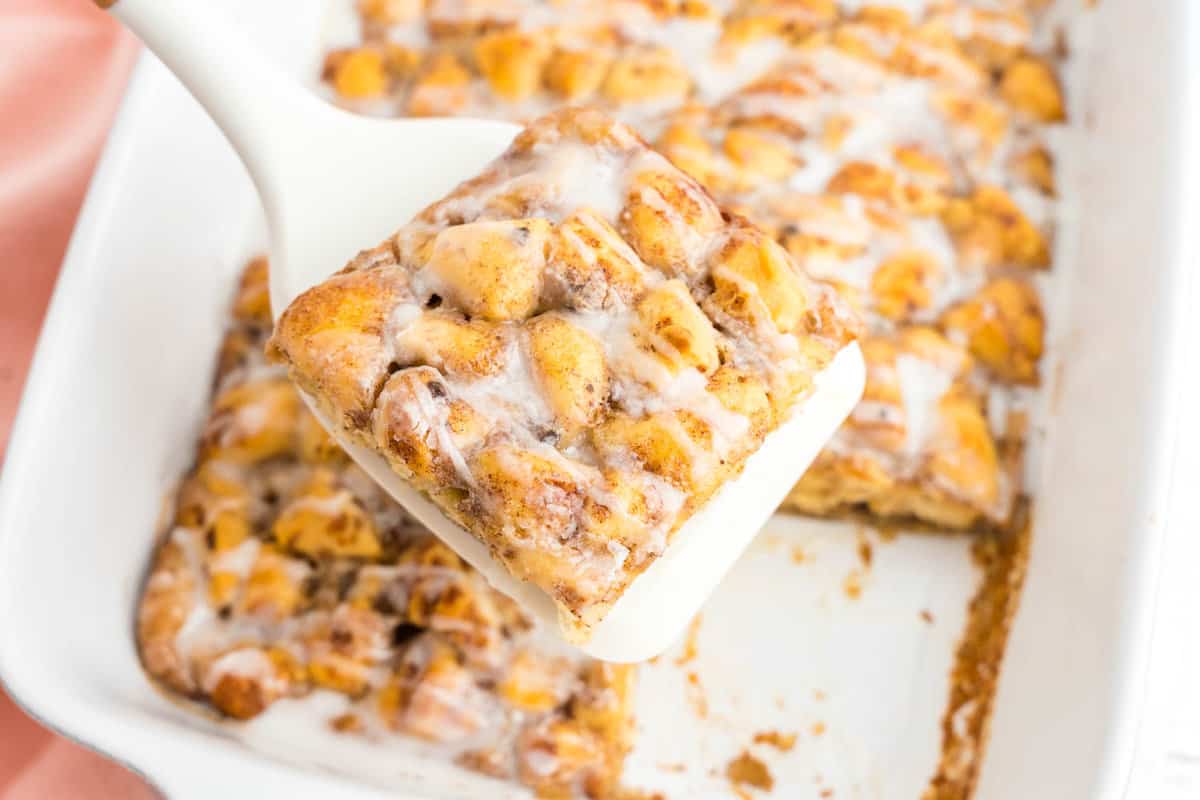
[0, 1, 154, 797]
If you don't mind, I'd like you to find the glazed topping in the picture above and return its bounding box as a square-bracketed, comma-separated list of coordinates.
[268, 108, 860, 633]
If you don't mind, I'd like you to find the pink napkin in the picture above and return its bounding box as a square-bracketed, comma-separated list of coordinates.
[0, 0, 137, 456]
[0, 1, 153, 797]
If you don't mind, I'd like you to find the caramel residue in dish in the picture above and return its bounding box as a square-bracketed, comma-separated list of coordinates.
[920, 609, 935, 624]
[657, 762, 687, 773]
[811, 721, 826, 737]
[726, 750, 774, 792]
[674, 613, 703, 666]
[685, 670, 708, 719]
[819, 789, 834, 798]
[790, 545, 808, 564]
[923, 504, 1033, 799]
[752, 730, 797, 752]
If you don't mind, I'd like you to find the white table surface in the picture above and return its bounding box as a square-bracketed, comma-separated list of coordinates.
[1129, 143, 1200, 798]
[1131, 400, 1200, 798]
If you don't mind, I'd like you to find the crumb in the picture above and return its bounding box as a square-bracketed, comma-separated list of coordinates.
[329, 713, 363, 733]
[753, 730, 798, 752]
[813, 689, 827, 701]
[658, 762, 687, 773]
[811, 721, 826, 737]
[926, 509, 1033, 797]
[920, 609, 935, 624]
[456, 748, 510, 779]
[726, 750, 774, 792]
[843, 570, 863, 599]
[875, 525, 900, 542]
[820, 789, 834, 798]
[686, 671, 708, 719]
[856, 529, 873, 567]
[790, 545, 808, 564]
[674, 613, 703, 667]
[1054, 25, 1071, 58]
[775, 694, 787, 710]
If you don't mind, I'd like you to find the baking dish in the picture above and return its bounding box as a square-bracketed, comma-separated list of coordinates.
[0, 0, 1194, 798]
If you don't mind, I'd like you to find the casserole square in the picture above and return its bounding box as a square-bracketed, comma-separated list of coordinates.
[267, 108, 860, 635]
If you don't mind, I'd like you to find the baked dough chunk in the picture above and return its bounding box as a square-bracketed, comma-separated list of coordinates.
[269, 109, 861, 633]
[783, 328, 1009, 529]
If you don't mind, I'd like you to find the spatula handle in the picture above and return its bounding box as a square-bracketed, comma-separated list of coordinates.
[96, 0, 328, 213]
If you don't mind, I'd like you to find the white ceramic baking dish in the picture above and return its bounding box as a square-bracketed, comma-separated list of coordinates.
[0, 1, 1194, 797]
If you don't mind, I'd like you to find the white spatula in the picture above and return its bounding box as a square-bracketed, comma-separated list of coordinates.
[100, 0, 865, 662]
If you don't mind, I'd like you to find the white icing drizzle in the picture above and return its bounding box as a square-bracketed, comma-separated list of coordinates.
[451, 335, 556, 435]
[403, 374, 479, 488]
[202, 647, 285, 694]
[171, 528, 217, 662]
[894, 353, 955, 460]
[840, 0, 931, 17]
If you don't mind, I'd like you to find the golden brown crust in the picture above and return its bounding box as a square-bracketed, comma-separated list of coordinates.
[268, 108, 861, 630]
[267, 257, 411, 432]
